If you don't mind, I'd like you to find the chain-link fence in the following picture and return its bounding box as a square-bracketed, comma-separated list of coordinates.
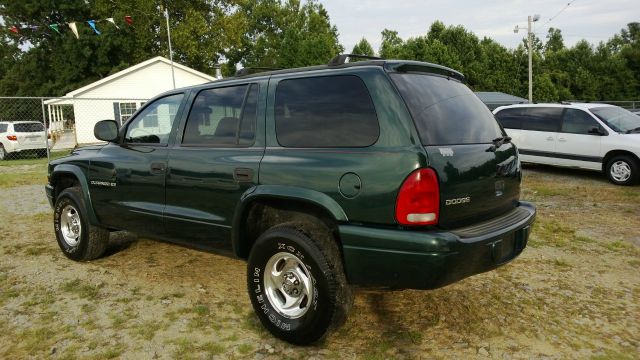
[0, 97, 148, 162]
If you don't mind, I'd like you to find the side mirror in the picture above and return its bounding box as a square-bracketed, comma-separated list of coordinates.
[94, 120, 119, 142]
[588, 127, 604, 136]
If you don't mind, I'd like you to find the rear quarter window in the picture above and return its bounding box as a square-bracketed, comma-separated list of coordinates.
[495, 108, 525, 129]
[0, 124, 7, 132]
[520, 108, 562, 132]
[274, 75, 379, 147]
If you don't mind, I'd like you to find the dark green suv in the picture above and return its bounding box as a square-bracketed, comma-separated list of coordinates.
[46, 55, 536, 344]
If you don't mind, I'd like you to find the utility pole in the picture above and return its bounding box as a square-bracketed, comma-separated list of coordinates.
[514, 14, 539, 103]
[164, 6, 176, 89]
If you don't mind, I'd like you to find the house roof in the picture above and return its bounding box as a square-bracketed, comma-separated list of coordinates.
[45, 57, 216, 104]
[67, 56, 216, 97]
[475, 91, 528, 104]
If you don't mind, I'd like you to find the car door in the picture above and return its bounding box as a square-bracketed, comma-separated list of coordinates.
[90, 93, 185, 235]
[163, 81, 266, 252]
[516, 107, 563, 165]
[555, 108, 604, 170]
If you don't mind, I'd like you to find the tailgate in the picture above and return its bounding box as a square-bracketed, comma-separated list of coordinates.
[425, 143, 521, 229]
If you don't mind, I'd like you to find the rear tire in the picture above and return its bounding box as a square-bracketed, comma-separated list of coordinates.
[54, 186, 109, 261]
[247, 224, 352, 345]
[605, 155, 639, 186]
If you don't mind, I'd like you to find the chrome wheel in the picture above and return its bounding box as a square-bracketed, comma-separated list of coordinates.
[0, 146, 5, 160]
[60, 204, 82, 246]
[263, 252, 314, 319]
[610, 160, 631, 182]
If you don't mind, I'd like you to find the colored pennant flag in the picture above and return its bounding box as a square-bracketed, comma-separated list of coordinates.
[9, 26, 19, 34]
[87, 20, 101, 35]
[106, 18, 120, 29]
[49, 24, 61, 34]
[68, 22, 79, 39]
[124, 16, 133, 25]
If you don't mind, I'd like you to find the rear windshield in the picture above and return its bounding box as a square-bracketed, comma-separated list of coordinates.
[14, 122, 44, 132]
[391, 73, 503, 145]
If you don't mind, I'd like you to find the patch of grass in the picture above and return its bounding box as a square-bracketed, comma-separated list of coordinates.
[60, 279, 103, 300]
[0, 150, 71, 167]
[604, 240, 633, 253]
[0, 171, 46, 188]
[131, 320, 166, 340]
[590, 349, 636, 360]
[201, 342, 225, 356]
[553, 258, 571, 268]
[91, 344, 125, 360]
[236, 343, 252, 354]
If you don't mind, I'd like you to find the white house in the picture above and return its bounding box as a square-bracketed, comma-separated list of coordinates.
[45, 56, 217, 145]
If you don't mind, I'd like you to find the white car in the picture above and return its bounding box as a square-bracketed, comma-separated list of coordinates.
[493, 103, 640, 185]
[0, 121, 49, 160]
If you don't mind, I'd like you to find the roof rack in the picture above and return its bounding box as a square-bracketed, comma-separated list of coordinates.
[328, 54, 382, 66]
[234, 67, 283, 77]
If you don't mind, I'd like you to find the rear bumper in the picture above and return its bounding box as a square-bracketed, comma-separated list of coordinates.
[339, 201, 536, 290]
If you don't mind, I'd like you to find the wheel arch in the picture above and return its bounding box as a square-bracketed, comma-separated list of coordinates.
[50, 164, 100, 225]
[602, 150, 640, 172]
[232, 185, 348, 259]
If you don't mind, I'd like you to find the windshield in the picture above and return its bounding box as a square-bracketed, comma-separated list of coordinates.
[14, 122, 44, 132]
[590, 106, 640, 133]
[391, 73, 503, 145]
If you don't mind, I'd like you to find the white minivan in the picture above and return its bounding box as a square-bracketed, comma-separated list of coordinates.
[493, 103, 640, 185]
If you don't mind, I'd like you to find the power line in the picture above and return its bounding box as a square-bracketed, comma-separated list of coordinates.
[541, 0, 578, 27]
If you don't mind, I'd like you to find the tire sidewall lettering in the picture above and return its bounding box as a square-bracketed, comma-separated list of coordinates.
[250, 238, 320, 332]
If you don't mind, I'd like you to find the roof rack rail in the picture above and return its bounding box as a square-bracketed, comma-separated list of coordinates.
[235, 67, 283, 77]
[328, 54, 382, 66]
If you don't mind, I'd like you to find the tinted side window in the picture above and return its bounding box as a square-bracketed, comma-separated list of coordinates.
[0, 124, 7, 132]
[125, 93, 184, 145]
[182, 84, 258, 147]
[275, 76, 379, 147]
[561, 109, 599, 134]
[495, 108, 525, 129]
[521, 107, 562, 132]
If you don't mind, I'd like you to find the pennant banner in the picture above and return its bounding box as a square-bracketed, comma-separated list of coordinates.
[49, 24, 61, 34]
[87, 20, 101, 35]
[5, 15, 132, 39]
[68, 22, 79, 39]
[106, 18, 119, 30]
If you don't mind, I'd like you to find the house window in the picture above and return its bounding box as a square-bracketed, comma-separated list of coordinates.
[119, 102, 137, 122]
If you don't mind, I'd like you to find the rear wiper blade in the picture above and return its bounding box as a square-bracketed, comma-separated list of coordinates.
[625, 127, 640, 134]
[487, 136, 512, 152]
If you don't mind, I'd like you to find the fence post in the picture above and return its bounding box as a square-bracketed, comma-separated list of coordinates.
[40, 98, 50, 163]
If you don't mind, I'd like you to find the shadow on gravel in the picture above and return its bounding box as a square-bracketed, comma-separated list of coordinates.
[103, 231, 138, 256]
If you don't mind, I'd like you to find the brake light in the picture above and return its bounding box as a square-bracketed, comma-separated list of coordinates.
[6, 135, 17, 141]
[395, 168, 440, 226]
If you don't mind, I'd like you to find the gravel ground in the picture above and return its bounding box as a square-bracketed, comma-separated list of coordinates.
[0, 162, 638, 359]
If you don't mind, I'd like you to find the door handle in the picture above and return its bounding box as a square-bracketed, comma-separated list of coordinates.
[150, 162, 166, 174]
[546, 136, 554, 141]
[234, 168, 253, 182]
[558, 137, 567, 142]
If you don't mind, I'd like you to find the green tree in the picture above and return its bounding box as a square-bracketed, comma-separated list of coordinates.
[351, 37, 374, 56]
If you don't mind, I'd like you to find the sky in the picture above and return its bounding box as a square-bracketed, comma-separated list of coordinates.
[320, 0, 640, 52]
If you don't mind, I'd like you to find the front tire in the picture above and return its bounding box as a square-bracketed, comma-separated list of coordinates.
[606, 155, 639, 185]
[247, 224, 352, 345]
[54, 186, 109, 261]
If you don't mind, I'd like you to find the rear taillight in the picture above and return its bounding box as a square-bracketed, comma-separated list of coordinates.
[6, 135, 17, 141]
[395, 168, 440, 226]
